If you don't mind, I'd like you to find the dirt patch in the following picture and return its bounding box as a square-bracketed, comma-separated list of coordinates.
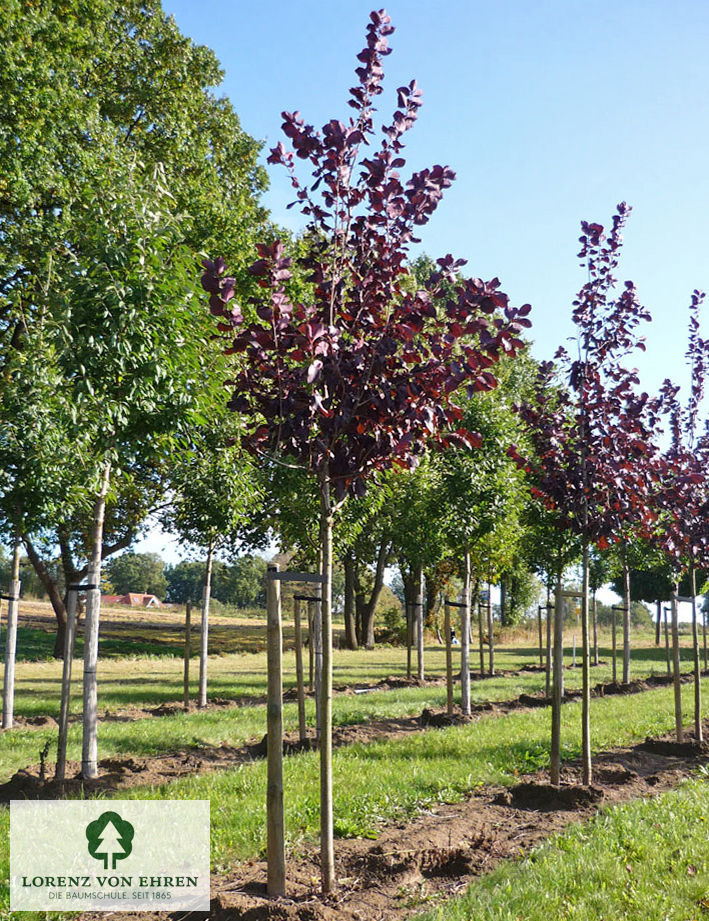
[76, 721, 709, 921]
[4, 714, 58, 730]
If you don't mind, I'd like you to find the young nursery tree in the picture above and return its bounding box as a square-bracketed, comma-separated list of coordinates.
[203, 9, 530, 891]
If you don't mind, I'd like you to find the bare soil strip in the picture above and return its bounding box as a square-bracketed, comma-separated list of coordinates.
[75, 721, 709, 921]
[0, 669, 698, 802]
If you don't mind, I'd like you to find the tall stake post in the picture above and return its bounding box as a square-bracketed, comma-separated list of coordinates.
[265, 564, 285, 896]
[308, 602, 314, 691]
[580, 541, 591, 785]
[183, 601, 192, 711]
[415, 565, 424, 681]
[55, 587, 79, 784]
[537, 605, 544, 667]
[611, 607, 617, 684]
[81, 461, 111, 780]
[663, 606, 671, 677]
[460, 548, 471, 714]
[592, 594, 599, 666]
[545, 596, 552, 698]
[293, 598, 307, 742]
[198, 543, 214, 709]
[622, 555, 631, 684]
[405, 602, 412, 679]
[550, 576, 564, 786]
[477, 596, 485, 676]
[1, 543, 21, 730]
[444, 600, 453, 716]
[671, 588, 683, 742]
[690, 565, 702, 742]
[312, 598, 322, 741]
[318, 470, 335, 895]
[486, 582, 495, 676]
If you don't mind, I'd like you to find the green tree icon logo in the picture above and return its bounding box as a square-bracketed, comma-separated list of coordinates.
[86, 811, 134, 870]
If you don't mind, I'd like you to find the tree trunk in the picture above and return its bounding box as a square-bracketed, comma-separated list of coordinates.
[55, 586, 78, 785]
[362, 539, 390, 649]
[415, 564, 424, 681]
[460, 548, 471, 714]
[266, 562, 285, 896]
[1, 543, 21, 729]
[537, 605, 544, 667]
[550, 571, 564, 786]
[22, 535, 67, 658]
[81, 461, 111, 779]
[622, 552, 631, 684]
[545, 582, 552, 698]
[655, 600, 662, 646]
[663, 605, 671, 677]
[342, 553, 358, 650]
[486, 581, 494, 677]
[198, 542, 214, 709]
[580, 539, 591, 785]
[671, 585, 683, 743]
[611, 606, 617, 684]
[690, 564, 702, 742]
[318, 467, 335, 894]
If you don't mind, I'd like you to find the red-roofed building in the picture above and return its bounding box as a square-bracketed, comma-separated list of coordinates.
[101, 593, 163, 608]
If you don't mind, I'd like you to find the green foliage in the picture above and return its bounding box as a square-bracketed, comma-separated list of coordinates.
[104, 552, 167, 598]
[164, 555, 268, 607]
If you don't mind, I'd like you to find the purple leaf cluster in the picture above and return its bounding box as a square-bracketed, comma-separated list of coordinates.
[203, 11, 531, 500]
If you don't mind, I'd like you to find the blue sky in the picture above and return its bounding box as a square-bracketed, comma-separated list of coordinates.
[138, 0, 709, 576]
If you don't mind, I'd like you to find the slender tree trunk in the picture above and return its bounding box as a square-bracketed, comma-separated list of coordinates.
[671, 586, 683, 743]
[478, 594, 485, 676]
[313, 596, 323, 741]
[342, 553, 358, 650]
[318, 467, 335, 894]
[22, 535, 67, 658]
[444, 600, 453, 715]
[545, 582, 552, 698]
[537, 605, 544, 667]
[362, 539, 390, 649]
[406, 602, 412, 678]
[415, 564, 424, 681]
[690, 564, 702, 742]
[198, 542, 214, 709]
[664, 605, 671, 677]
[461, 548, 471, 714]
[592, 592, 599, 666]
[81, 461, 111, 779]
[293, 598, 307, 743]
[486, 580, 494, 677]
[550, 571, 564, 786]
[655, 600, 662, 646]
[265, 563, 285, 896]
[611, 607, 617, 684]
[55, 586, 78, 785]
[622, 551, 631, 684]
[581, 540, 592, 785]
[2, 543, 21, 729]
[308, 600, 315, 692]
[183, 601, 192, 710]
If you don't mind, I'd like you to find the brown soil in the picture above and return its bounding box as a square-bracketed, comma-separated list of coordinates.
[2, 669, 700, 802]
[75, 721, 709, 921]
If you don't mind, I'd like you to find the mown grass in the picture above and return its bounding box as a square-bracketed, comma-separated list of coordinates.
[417, 774, 709, 921]
[1, 678, 707, 918]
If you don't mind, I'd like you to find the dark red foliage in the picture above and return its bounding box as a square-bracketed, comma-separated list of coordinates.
[203, 10, 531, 499]
[514, 205, 659, 543]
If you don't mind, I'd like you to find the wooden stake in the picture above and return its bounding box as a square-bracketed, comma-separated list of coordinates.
[406, 602, 412, 679]
[183, 601, 192, 711]
[671, 588, 683, 743]
[293, 598, 307, 742]
[415, 566, 424, 681]
[312, 598, 322, 742]
[550, 575, 564, 786]
[318, 468, 335, 894]
[580, 541, 591, 785]
[444, 600, 453, 716]
[611, 607, 617, 684]
[461, 548, 471, 714]
[55, 587, 78, 786]
[663, 606, 671, 677]
[690, 565, 702, 742]
[1, 542, 21, 730]
[308, 602, 314, 691]
[537, 605, 544, 667]
[198, 542, 214, 709]
[486, 581, 494, 677]
[477, 596, 485, 676]
[265, 564, 285, 896]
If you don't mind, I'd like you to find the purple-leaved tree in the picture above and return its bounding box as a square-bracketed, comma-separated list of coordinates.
[202, 10, 530, 891]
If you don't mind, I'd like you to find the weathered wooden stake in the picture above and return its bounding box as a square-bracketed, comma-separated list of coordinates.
[611, 607, 617, 684]
[183, 601, 192, 711]
[293, 598, 307, 742]
[671, 588, 683, 743]
[592, 594, 599, 666]
[415, 566, 424, 681]
[1, 543, 21, 730]
[405, 602, 412, 679]
[550, 576, 564, 786]
[663, 605, 671, 677]
[486, 582, 495, 677]
[545, 596, 552, 698]
[312, 598, 322, 741]
[572, 634, 576, 667]
[477, 596, 485, 676]
[444, 600, 453, 716]
[265, 564, 285, 896]
[690, 566, 702, 742]
[461, 548, 471, 714]
[198, 543, 214, 709]
[55, 587, 79, 786]
[537, 605, 544, 667]
[308, 602, 314, 691]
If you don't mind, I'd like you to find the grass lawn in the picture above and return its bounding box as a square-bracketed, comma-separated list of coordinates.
[418, 774, 709, 921]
